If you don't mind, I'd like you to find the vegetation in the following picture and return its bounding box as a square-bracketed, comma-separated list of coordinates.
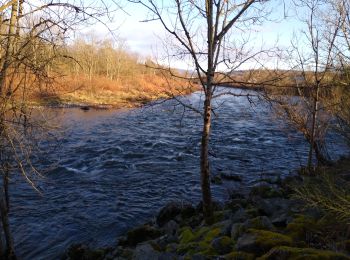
[31, 35, 196, 108]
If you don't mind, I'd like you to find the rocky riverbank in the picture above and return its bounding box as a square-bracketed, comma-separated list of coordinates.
[63, 159, 350, 260]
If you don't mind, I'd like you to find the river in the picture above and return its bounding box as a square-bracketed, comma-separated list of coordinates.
[9, 89, 348, 259]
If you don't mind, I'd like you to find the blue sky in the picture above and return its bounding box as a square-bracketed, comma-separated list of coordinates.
[91, 0, 306, 69]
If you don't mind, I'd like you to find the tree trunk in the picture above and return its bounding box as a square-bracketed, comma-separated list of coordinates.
[0, 1, 19, 96]
[307, 83, 320, 172]
[0, 195, 15, 259]
[200, 95, 213, 224]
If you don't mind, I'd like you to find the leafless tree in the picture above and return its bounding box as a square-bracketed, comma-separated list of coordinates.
[130, 0, 276, 223]
[267, 0, 341, 172]
[0, 1, 114, 258]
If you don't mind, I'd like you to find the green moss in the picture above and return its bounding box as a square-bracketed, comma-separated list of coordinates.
[193, 226, 211, 241]
[176, 242, 198, 255]
[198, 247, 217, 257]
[179, 227, 195, 244]
[217, 236, 233, 247]
[245, 216, 274, 230]
[250, 229, 293, 248]
[237, 228, 293, 255]
[223, 251, 255, 260]
[258, 246, 350, 260]
[286, 215, 318, 241]
[203, 227, 222, 243]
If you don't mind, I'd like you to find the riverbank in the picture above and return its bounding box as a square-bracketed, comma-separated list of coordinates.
[62, 158, 350, 259]
[29, 74, 199, 110]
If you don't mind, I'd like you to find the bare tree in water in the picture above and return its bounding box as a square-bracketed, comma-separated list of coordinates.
[0, 1, 114, 258]
[130, 0, 277, 223]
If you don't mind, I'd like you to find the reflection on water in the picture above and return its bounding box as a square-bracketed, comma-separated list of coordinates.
[10, 90, 348, 259]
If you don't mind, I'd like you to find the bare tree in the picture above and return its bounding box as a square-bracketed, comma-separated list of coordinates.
[0, 1, 114, 258]
[267, 0, 341, 172]
[130, 0, 274, 223]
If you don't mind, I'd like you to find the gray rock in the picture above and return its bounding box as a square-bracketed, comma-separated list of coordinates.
[157, 201, 195, 227]
[133, 243, 161, 260]
[242, 216, 274, 231]
[255, 198, 291, 217]
[162, 220, 179, 236]
[231, 208, 248, 223]
[158, 252, 179, 260]
[214, 219, 232, 236]
[236, 233, 258, 252]
[271, 213, 293, 227]
[211, 236, 233, 255]
[231, 223, 243, 240]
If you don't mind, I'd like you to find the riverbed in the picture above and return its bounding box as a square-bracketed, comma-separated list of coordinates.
[10, 89, 348, 259]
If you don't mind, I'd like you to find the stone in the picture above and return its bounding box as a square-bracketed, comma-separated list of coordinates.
[231, 208, 249, 223]
[259, 246, 350, 260]
[223, 251, 255, 260]
[271, 213, 293, 228]
[162, 220, 180, 236]
[210, 236, 233, 255]
[242, 216, 274, 231]
[254, 198, 291, 217]
[119, 225, 162, 246]
[133, 243, 161, 260]
[231, 223, 243, 240]
[249, 184, 284, 199]
[236, 229, 293, 255]
[156, 201, 195, 227]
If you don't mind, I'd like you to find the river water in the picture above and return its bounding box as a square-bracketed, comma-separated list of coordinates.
[10, 89, 348, 259]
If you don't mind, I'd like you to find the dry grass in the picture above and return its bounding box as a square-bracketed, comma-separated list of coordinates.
[31, 73, 199, 108]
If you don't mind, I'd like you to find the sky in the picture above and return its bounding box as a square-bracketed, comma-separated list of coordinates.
[89, 0, 306, 70]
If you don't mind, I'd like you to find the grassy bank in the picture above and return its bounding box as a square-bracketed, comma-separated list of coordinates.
[29, 73, 198, 109]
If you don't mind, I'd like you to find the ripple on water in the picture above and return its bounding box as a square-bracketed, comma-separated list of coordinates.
[10, 90, 349, 260]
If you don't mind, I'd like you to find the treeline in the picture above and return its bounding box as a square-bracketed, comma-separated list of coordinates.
[36, 35, 194, 107]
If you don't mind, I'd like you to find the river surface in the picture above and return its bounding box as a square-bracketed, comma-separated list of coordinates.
[10, 89, 348, 259]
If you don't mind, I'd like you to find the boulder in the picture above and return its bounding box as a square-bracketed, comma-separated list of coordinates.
[242, 216, 274, 231]
[133, 243, 161, 260]
[231, 223, 243, 240]
[119, 225, 162, 246]
[254, 197, 291, 217]
[230, 208, 249, 223]
[223, 251, 255, 260]
[259, 246, 350, 260]
[236, 229, 293, 255]
[162, 220, 179, 236]
[156, 201, 195, 227]
[210, 236, 233, 255]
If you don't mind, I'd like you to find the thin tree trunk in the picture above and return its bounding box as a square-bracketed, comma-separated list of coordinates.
[200, 95, 213, 224]
[0, 196, 15, 259]
[307, 83, 320, 172]
[0, 1, 19, 96]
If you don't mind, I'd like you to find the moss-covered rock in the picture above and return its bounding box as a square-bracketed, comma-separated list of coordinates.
[236, 229, 293, 255]
[286, 214, 318, 242]
[64, 244, 107, 260]
[179, 227, 195, 244]
[119, 225, 162, 246]
[223, 251, 255, 260]
[249, 184, 284, 199]
[243, 216, 274, 231]
[211, 236, 234, 255]
[258, 246, 350, 259]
